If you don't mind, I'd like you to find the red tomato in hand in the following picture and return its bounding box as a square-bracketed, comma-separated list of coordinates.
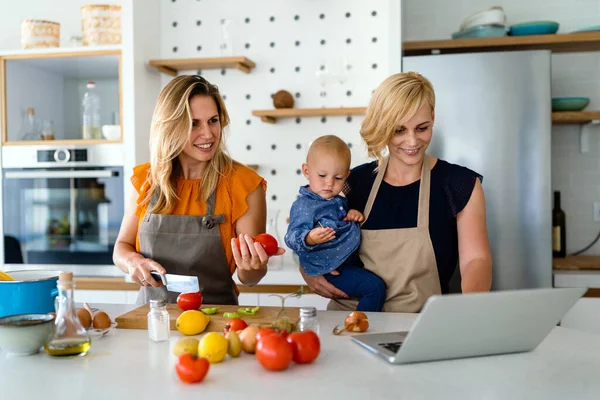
[175, 353, 210, 384]
[255, 334, 293, 371]
[254, 233, 278, 257]
[223, 318, 248, 334]
[286, 331, 320, 364]
[177, 292, 203, 311]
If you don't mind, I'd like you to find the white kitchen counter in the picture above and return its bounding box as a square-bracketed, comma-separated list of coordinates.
[1, 304, 600, 399]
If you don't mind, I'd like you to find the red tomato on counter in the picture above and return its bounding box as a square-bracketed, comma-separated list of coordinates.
[254, 233, 278, 256]
[223, 318, 248, 335]
[287, 331, 320, 364]
[256, 327, 289, 342]
[256, 334, 293, 372]
[175, 354, 209, 384]
[177, 292, 202, 311]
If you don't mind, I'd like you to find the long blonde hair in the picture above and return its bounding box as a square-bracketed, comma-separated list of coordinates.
[143, 75, 233, 213]
[360, 72, 435, 166]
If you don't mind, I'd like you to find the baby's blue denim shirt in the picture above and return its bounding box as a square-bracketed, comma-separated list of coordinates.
[284, 186, 360, 276]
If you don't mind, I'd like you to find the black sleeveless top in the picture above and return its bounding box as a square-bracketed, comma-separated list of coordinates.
[344, 159, 482, 294]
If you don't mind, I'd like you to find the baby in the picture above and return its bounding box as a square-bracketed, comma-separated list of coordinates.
[285, 135, 386, 312]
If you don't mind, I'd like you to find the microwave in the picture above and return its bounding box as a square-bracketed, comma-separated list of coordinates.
[1, 145, 124, 267]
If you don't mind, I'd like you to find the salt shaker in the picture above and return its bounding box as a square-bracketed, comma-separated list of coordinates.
[297, 307, 320, 336]
[148, 299, 170, 342]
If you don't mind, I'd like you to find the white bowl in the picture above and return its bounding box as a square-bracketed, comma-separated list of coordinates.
[102, 125, 121, 141]
[460, 6, 506, 31]
[0, 314, 55, 356]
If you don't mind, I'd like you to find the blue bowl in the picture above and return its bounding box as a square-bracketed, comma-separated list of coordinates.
[452, 25, 507, 39]
[573, 25, 600, 33]
[0, 270, 60, 318]
[552, 97, 590, 112]
[509, 21, 559, 36]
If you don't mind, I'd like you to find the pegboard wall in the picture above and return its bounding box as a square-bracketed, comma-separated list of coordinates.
[160, 0, 400, 267]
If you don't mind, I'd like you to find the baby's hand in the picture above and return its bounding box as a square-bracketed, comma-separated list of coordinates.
[344, 209, 365, 223]
[306, 227, 336, 246]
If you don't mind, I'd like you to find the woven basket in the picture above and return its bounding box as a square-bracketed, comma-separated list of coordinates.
[21, 20, 60, 49]
[81, 4, 122, 46]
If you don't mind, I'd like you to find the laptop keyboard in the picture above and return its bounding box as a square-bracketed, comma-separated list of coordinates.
[379, 341, 403, 353]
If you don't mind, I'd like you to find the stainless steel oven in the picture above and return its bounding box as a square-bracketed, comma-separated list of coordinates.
[1, 145, 124, 267]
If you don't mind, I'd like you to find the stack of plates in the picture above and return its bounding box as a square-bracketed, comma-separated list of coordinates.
[452, 7, 507, 39]
[552, 97, 590, 112]
[509, 21, 559, 36]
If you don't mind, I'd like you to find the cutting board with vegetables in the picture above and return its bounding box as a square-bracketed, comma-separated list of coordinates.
[115, 304, 301, 332]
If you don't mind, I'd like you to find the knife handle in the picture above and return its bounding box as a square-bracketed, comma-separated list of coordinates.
[150, 272, 166, 285]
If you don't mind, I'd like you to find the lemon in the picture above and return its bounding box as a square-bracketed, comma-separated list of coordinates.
[198, 332, 228, 363]
[172, 338, 199, 357]
[176, 310, 210, 336]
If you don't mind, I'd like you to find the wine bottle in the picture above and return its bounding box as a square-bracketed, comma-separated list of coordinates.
[552, 191, 566, 258]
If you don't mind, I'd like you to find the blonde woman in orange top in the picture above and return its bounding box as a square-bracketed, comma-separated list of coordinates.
[113, 75, 284, 305]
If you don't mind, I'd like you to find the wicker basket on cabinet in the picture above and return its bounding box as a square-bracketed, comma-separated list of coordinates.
[81, 4, 122, 46]
[21, 19, 60, 49]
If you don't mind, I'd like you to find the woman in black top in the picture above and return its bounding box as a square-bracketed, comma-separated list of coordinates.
[300, 72, 492, 311]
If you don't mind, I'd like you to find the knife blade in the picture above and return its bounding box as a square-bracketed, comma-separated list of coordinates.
[150, 272, 200, 293]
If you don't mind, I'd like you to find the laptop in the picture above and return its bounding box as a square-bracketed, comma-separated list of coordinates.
[351, 287, 586, 364]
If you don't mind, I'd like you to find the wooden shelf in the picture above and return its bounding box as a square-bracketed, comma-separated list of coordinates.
[553, 256, 600, 271]
[403, 32, 600, 56]
[552, 111, 600, 125]
[149, 56, 256, 76]
[2, 139, 122, 146]
[252, 107, 367, 124]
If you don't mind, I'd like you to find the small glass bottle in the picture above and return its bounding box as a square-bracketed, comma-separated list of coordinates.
[297, 307, 320, 336]
[148, 299, 170, 342]
[45, 272, 91, 357]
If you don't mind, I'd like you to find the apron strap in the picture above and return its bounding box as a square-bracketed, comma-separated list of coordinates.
[146, 187, 218, 219]
[417, 156, 431, 229]
[361, 156, 388, 226]
[361, 154, 431, 229]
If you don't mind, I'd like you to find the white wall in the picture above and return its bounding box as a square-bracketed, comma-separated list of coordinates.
[0, 0, 122, 50]
[159, 0, 401, 268]
[403, 0, 600, 255]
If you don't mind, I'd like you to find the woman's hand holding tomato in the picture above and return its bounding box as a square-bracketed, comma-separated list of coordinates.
[231, 233, 285, 273]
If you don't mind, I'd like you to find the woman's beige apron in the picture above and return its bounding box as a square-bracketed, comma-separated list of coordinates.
[136, 191, 238, 305]
[328, 156, 441, 312]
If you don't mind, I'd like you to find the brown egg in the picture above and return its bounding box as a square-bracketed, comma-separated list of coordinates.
[77, 308, 92, 329]
[92, 311, 112, 330]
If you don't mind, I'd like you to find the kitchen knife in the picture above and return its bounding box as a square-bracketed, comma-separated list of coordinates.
[150, 272, 200, 293]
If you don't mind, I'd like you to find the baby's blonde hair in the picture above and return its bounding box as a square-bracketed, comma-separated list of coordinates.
[360, 72, 435, 166]
[307, 135, 351, 170]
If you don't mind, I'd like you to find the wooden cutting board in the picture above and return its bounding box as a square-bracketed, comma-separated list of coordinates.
[115, 304, 300, 332]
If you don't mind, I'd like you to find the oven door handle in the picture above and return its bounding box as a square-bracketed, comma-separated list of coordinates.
[4, 170, 118, 179]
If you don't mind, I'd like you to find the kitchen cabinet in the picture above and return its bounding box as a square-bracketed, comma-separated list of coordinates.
[0, 47, 122, 145]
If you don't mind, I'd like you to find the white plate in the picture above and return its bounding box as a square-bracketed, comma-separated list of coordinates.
[88, 322, 117, 337]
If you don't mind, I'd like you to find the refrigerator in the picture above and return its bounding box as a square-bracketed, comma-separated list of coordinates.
[403, 51, 552, 291]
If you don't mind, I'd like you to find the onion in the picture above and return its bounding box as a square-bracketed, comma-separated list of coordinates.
[332, 311, 369, 335]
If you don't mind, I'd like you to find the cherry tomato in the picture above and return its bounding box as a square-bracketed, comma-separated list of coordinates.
[177, 292, 203, 311]
[255, 334, 293, 371]
[286, 331, 320, 364]
[254, 233, 278, 257]
[175, 353, 210, 384]
[223, 318, 248, 335]
[256, 327, 288, 342]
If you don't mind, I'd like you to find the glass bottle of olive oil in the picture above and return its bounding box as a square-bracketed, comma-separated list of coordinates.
[45, 272, 91, 356]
